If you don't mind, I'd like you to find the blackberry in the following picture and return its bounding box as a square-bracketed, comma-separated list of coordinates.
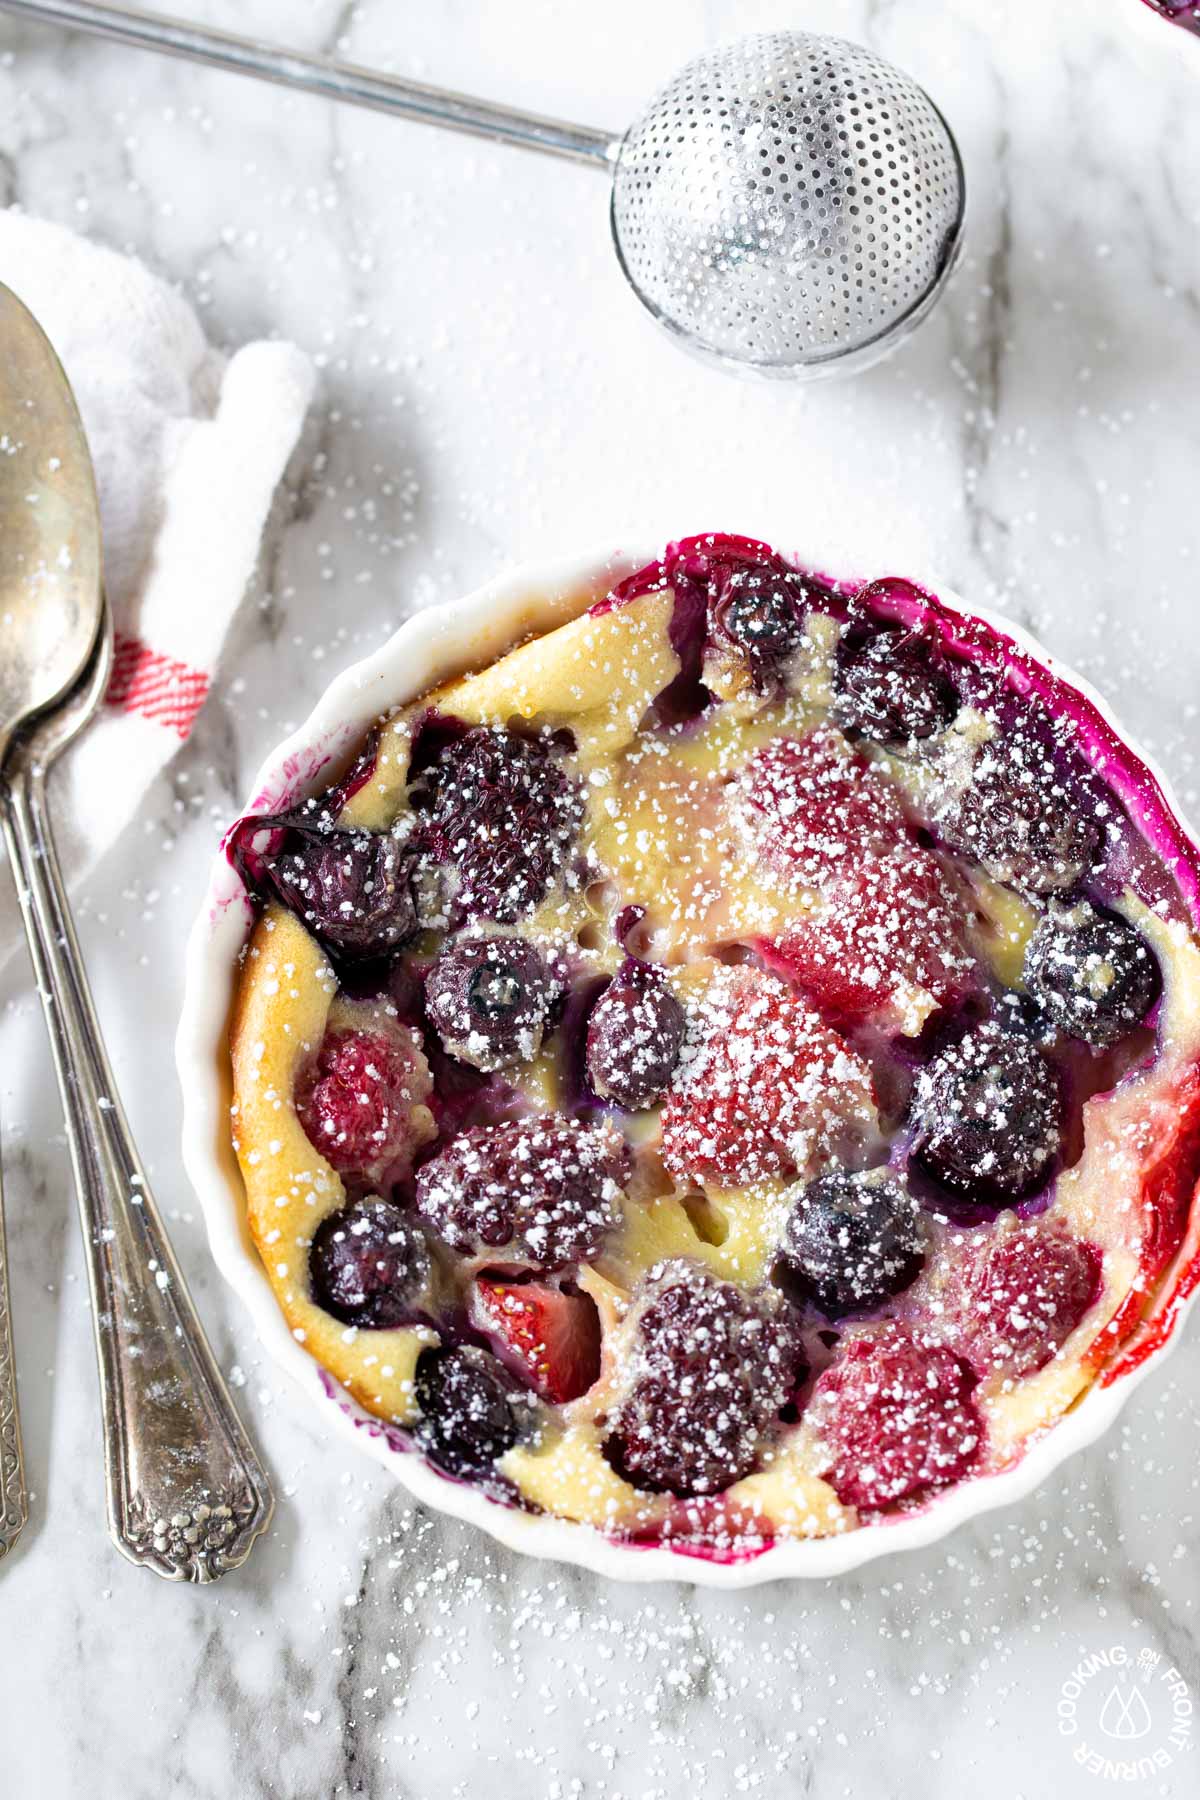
[834, 628, 958, 745]
[414, 1346, 523, 1475]
[778, 1170, 925, 1318]
[909, 1022, 1062, 1203]
[425, 936, 557, 1072]
[408, 727, 584, 924]
[309, 1197, 430, 1329]
[606, 1261, 800, 1497]
[1023, 901, 1160, 1047]
[414, 1116, 629, 1270]
[586, 965, 685, 1110]
[940, 744, 1101, 894]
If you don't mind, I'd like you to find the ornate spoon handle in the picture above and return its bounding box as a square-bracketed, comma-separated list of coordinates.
[0, 1148, 28, 1561]
[0, 689, 273, 1581]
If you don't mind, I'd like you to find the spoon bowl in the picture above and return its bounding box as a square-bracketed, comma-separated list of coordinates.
[0, 280, 103, 764]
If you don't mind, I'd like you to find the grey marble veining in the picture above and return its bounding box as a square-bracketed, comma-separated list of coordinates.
[0, 2, 1199, 1795]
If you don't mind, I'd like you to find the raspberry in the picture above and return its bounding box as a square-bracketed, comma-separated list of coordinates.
[408, 726, 584, 924]
[834, 626, 959, 745]
[470, 1278, 602, 1404]
[414, 1116, 629, 1270]
[909, 1021, 1062, 1203]
[414, 1346, 526, 1475]
[586, 963, 686, 1110]
[736, 727, 908, 891]
[309, 1197, 430, 1329]
[297, 1026, 434, 1186]
[777, 1170, 926, 1318]
[770, 846, 973, 1026]
[812, 1324, 982, 1509]
[938, 733, 1101, 894]
[606, 1260, 800, 1497]
[425, 935, 558, 1072]
[1023, 901, 1160, 1048]
[960, 1225, 1102, 1378]
[230, 813, 416, 961]
[660, 968, 878, 1189]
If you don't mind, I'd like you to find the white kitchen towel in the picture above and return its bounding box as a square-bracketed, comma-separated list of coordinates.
[0, 209, 314, 954]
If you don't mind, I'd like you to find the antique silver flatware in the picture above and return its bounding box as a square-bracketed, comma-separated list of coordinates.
[0, 279, 273, 1581]
[0, 3, 965, 378]
[0, 1139, 27, 1562]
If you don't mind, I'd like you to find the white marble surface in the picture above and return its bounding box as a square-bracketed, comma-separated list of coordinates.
[1, 1, 1200, 1794]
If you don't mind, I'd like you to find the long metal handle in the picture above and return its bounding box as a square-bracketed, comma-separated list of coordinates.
[0, 741, 273, 1582]
[0, 1140, 28, 1562]
[0, 0, 620, 166]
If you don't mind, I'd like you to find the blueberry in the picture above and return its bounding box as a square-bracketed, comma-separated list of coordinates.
[232, 814, 416, 960]
[777, 1170, 925, 1317]
[425, 936, 557, 1072]
[910, 1022, 1063, 1202]
[1023, 901, 1160, 1047]
[414, 1346, 522, 1475]
[606, 1260, 800, 1497]
[941, 747, 1101, 894]
[834, 628, 959, 745]
[711, 563, 808, 683]
[414, 1116, 630, 1270]
[408, 727, 584, 925]
[586, 966, 685, 1110]
[309, 1198, 430, 1329]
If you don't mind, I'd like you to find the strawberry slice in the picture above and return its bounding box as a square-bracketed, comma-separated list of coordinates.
[736, 727, 907, 891]
[660, 967, 878, 1189]
[764, 846, 975, 1029]
[470, 1278, 602, 1405]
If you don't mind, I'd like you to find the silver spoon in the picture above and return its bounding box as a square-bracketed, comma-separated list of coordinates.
[0, 2, 965, 379]
[0, 1138, 27, 1561]
[0, 280, 273, 1581]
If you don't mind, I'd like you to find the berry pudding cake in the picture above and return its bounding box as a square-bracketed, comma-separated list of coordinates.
[225, 534, 1200, 1560]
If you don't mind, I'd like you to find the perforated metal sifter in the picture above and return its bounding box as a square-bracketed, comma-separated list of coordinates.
[3, 5, 965, 378]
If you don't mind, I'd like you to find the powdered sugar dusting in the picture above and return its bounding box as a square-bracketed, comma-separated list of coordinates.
[662, 966, 879, 1189]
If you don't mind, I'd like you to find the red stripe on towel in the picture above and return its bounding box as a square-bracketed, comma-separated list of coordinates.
[107, 634, 209, 739]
